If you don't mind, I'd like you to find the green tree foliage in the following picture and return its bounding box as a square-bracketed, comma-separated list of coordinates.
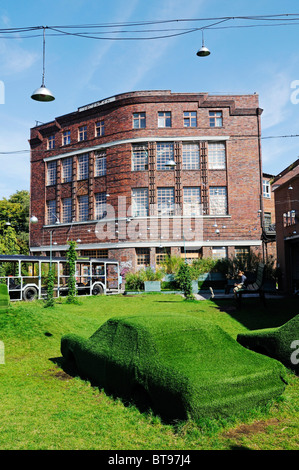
[175, 262, 194, 300]
[66, 240, 78, 304]
[0, 190, 30, 254]
[45, 265, 55, 308]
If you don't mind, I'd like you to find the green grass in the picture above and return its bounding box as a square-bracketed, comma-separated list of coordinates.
[0, 293, 298, 450]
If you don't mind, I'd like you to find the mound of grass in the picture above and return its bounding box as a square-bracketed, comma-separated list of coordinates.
[61, 314, 287, 422]
[237, 314, 299, 374]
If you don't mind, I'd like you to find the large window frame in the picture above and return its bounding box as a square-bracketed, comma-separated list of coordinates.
[182, 143, 200, 170]
[77, 153, 89, 181]
[208, 142, 226, 170]
[94, 151, 107, 177]
[132, 144, 148, 171]
[209, 187, 228, 215]
[132, 188, 149, 217]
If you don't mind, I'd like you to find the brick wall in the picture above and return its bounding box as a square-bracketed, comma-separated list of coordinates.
[29, 90, 264, 271]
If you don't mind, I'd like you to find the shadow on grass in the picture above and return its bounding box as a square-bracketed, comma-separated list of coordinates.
[211, 297, 298, 331]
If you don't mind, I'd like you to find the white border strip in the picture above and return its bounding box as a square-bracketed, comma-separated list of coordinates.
[43, 135, 230, 162]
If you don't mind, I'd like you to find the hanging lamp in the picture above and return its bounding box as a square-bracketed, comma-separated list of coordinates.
[31, 27, 55, 102]
[196, 30, 211, 57]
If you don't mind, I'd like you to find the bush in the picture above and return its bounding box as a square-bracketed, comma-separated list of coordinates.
[125, 267, 165, 291]
[175, 263, 194, 300]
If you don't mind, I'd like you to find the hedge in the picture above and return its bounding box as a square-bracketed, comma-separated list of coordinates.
[237, 314, 299, 375]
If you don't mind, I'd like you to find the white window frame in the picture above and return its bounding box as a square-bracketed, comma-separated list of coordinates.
[209, 111, 223, 128]
[158, 111, 171, 128]
[47, 135, 55, 150]
[62, 130, 71, 146]
[132, 188, 149, 217]
[95, 192, 107, 220]
[183, 187, 201, 216]
[183, 111, 197, 127]
[94, 151, 107, 177]
[132, 144, 148, 171]
[157, 142, 174, 170]
[157, 187, 175, 216]
[47, 161, 57, 186]
[61, 157, 72, 183]
[133, 112, 146, 129]
[78, 194, 89, 221]
[182, 143, 200, 170]
[77, 153, 89, 180]
[62, 197, 72, 223]
[95, 120, 105, 137]
[209, 187, 228, 215]
[78, 125, 87, 141]
[208, 142, 226, 170]
[47, 200, 57, 225]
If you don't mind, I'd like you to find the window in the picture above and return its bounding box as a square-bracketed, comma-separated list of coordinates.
[133, 112, 146, 129]
[212, 247, 227, 260]
[182, 143, 200, 170]
[183, 187, 201, 216]
[78, 125, 87, 141]
[157, 187, 175, 216]
[263, 179, 271, 198]
[62, 197, 72, 223]
[94, 151, 106, 177]
[47, 135, 55, 150]
[208, 142, 226, 169]
[158, 111, 171, 128]
[209, 111, 223, 127]
[78, 153, 89, 180]
[47, 200, 56, 225]
[235, 247, 249, 263]
[156, 142, 174, 170]
[209, 187, 228, 215]
[156, 247, 170, 264]
[136, 248, 150, 266]
[283, 210, 296, 227]
[95, 120, 105, 137]
[132, 188, 149, 217]
[78, 195, 89, 221]
[61, 157, 72, 183]
[62, 130, 71, 146]
[264, 212, 272, 230]
[183, 111, 197, 127]
[132, 144, 148, 171]
[47, 161, 57, 186]
[95, 192, 107, 219]
[81, 249, 108, 258]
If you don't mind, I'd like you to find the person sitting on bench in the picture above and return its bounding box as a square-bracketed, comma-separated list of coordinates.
[233, 270, 247, 298]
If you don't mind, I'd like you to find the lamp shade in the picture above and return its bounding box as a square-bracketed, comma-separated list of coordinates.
[31, 84, 55, 102]
[196, 45, 211, 57]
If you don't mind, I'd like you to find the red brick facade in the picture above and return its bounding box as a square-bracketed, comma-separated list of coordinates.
[272, 160, 299, 293]
[29, 90, 265, 273]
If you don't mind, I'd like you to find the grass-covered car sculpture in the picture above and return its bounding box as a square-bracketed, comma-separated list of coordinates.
[61, 314, 287, 421]
[237, 314, 299, 375]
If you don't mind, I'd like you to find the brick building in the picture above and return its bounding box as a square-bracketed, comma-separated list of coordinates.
[29, 90, 265, 275]
[272, 159, 299, 293]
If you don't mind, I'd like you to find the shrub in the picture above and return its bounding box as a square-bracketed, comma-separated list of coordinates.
[124, 271, 144, 291]
[175, 263, 194, 300]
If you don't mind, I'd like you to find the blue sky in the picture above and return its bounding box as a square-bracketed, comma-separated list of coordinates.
[1, 0, 299, 199]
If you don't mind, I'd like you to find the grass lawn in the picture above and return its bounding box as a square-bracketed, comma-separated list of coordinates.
[0, 293, 298, 450]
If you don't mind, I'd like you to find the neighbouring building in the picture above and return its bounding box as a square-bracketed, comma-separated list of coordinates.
[262, 172, 276, 260]
[29, 90, 266, 275]
[272, 159, 299, 293]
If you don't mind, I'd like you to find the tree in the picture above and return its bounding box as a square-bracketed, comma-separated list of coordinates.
[175, 262, 194, 300]
[66, 240, 78, 304]
[0, 190, 30, 254]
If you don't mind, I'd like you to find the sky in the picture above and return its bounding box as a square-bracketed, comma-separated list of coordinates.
[1, 0, 299, 199]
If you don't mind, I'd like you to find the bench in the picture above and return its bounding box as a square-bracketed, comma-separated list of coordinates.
[234, 263, 266, 307]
